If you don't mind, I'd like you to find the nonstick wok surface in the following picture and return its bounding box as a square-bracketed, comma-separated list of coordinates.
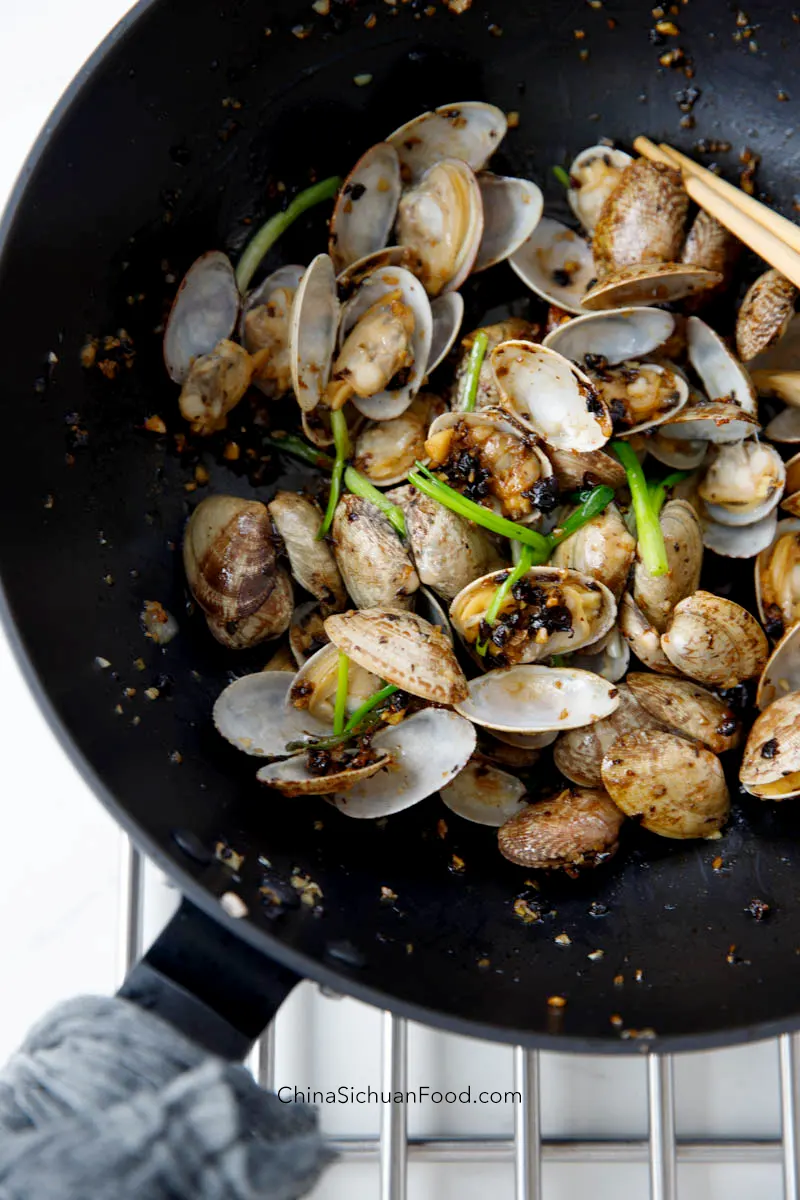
[3, 0, 800, 1052]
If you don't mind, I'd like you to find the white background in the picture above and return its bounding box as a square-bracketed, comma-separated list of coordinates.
[0, 4, 790, 1196]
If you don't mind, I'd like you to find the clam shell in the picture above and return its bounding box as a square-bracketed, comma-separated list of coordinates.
[387, 101, 507, 182]
[698, 441, 785, 527]
[183, 495, 275, 623]
[288, 253, 340, 413]
[736, 269, 797, 363]
[163, 251, 239, 384]
[472, 173, 543, 272]
[213, 671, 325, 758]
[452, 318, 540, 412]
[329, 142, 402, 273]
[567, 145, 633, 235]
[544, 445, 626, 491]
[492, 729, 558, 750]
[324, 608, 468, 704]
[601, 729, 729, 839]
[756, 623, 800, 711]
[563, 624, 631, 683]
[288, 641, 381, 727]
[330, 708, 477, 818]
[626, 672, 740, 753]
[480, 737, 542, 767]
[338, 265, 433, 419]
[687, 315, 757, 415]
[618, 592, 681, 675]
[590, 361, 689, 436]
[645, 429, 709, 471]
[592, 158, 688, 276]
[491, 341, 611, 452]
[550, 503, 635, 602]
[289, 601, 329, 666]
[257, 749, 392, 797]
[439, 755, 528, 826]
[428, 292, 465, 373]
[632, 500, 703, 633]
[453, 665, 620, 734]
[750, 312, 800, 373]
[680, 209, 739, 278]
[404, 489, 506, 602]
[498, 787, 624, 871]
[240, 264, 304, 399]
[206, 568, 293, 649]
[352, 406, 427, 488]
[660, 398, 760, 445]
[661, 590, 769, 687]
[582, 263, 722, 310]
[750, 370, 800, 408]
[740, 692, 800, 799]
[178, 339, 254, 436]
[415, 585, 453, 639]
[542, 306, 674, 365]
[765, 406, 800, 444]
[450, 566, 617, 666]
[509, 218, 595, 315]
[701, 510, 778, 560]
[336, 246, 414, 294]
[554, 681, 664, 787]
[396, 159, 484, 297]
[269, 491, 346, 613]
[755, 518, 800, 637]
[332, 494, 419, 610]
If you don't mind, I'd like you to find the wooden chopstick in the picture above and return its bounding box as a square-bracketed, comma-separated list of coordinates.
[633, 134, 800, 284]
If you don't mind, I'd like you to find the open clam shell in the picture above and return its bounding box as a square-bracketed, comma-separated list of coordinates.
[336, 246, 413, 294]
[544, 445, 626, 491]
[740, 692, 800, 799]
[562, 624, 631, 682]
[618, 592, 681, 676]
[660, 399, 760, 445]
[626, 672, 741, 753]
[701, 510, 778, 560]
[554, 681, 664, 788]
[498, 787, 624, 872]
[589, 361, 689, 437]
[324, 608, 468, 704]
[751, 370, 800, 408]
[736, 268, 797, 363]
[567, 145, 633, 235]
[491, 341, 611, 452]
[163, 251, 239, 384]
[240, 264, 304, 399]
[213, 671, 326, 758]
[352, 392, 445, 488]
[582, 263, 722, 310]
[288, 253, 340, 413]
[661, 590, 769, 688]
[329, 143, 401, 274]
[755, 518, 800, 638]
[698, 441, 785, 527]
[645, 429, 709, 471]
[428, 293, 464, 374]
[396, 159, 484, 297]
[766, 406, 800, 444]
[756, 623, 800, 711]
[288, 641, 382, 726]
[338, 265, 433, 420]
[472, 173, 543, 273]
[256, 749, 393, 797]
[440, 755, 528, 826]
[542, 306, 674, 365]
[687, 315, 758, 415]
[330, 708, 477, 819]
[454, 665, 620, 734]
[387, 101, 507, 182]
[509, 218, 595, 315]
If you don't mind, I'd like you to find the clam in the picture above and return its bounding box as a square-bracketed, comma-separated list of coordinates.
[395, 159, 484, 297]
[163, 251, 239, 384]
[288, 641, 381, 724]
[453, 317, 540, 411]
[567, 145, 633, 235]
[240, 264, 304, 398]
[562, 624, 631, 682]
[701, 510, 778, 560]
[450, 566, 617, 667]
[415, 585, 453, 638]
[206, 567, 293, 649]
[661, 591, 769, 687]
[472, 173, 543, 272]
[289, 601, 329, 665]
[269, 491, 346, 613]
[765, 406, 800, 444]
[335, 265, 433, 419]
[544, 445, 627, 491]
[352, 392, 446, 487]
[601, 729, 729, 839]
[632, 500, 703, 633]
[509, 218, 595, 315]
[428, 293, 465, 374]
[755, 518, 800, 638]
[736, 269, 797, 363]
[592, 158, 688, 276]
[387, 100, 507, 182]
[288, 253, 340, 413]
[740, 692, 800, 799]
[491, 342, 612, 452]
[453, 664, 620, 733]
[585, 360, 689, 436]
[324, 608, 468, 704]
[439, 755, 529, 826]
[750, 369, 800, 407]
[698, 441, 785, 527]
[213, 670, 327, 758]
[328, 143, 402, 274]
[336, 246, 415, 295]
[554, 681, 665, 787]
[582, 262, 722, 310]
[178, 339, 254, 435]
[680, 210, 739, 280]
[403, 489, 506, 601]
[256, 746, 392, 797]
[687, 315, 758, 414]
[424, 408, 555, 524]
[750, 312, 800, 373]
[183, 495, 276, 623]
[645, 429, 709, 471]
[618, 591, 681, 676]
[550, 503, 635, 601]
[542, 306, 674, 365]
[757, 623, 800, 711]
[626, 672, 741, 753]
[331, 494, 419, 611]
[329, 708, 477, 818]
[498, 787, 624, 872]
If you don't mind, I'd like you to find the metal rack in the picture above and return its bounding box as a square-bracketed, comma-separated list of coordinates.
[120, 842, 800, 1199]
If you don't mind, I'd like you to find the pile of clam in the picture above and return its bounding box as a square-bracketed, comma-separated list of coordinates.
[167, 100, 800, 875]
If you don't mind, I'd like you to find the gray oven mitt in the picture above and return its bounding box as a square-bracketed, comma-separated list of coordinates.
[0, 996, 334, 1199]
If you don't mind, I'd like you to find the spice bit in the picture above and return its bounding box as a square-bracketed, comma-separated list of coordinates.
[726, 943, 738, 964]
[144, 687, 160, 701]
[95, 656, 111, 670]
[114, 704, 124, 715]
[656, 19, 679, 33]
[635, 968, 644, 983]
[406, 942, 414, 955]
[291, 23, 312, 38]
[746, 898, 770, 921]
[436, 818, 448, 839]
[313, 819, 324, 831]
[579, 48, 590, 61]
[712, 855, 724, 871]
[613, 973, 625, 986]
[587, 949, 605, 961]
[506, 110, 520, 129]
[216, 841, 244, 870]
[548, 995, 567, 1008]
[380, 885, 398, 902]
[353, 73, 373, 87]
[124, 687, 137, 699]
[43, 493, 55, 510]
[488, 23, 503, 36]
[449, 853, 466, 873]
[574, 27, 586, 38]
[513, 896, 541, 924]
[443, 0, 471, 12]
[778, 90, 790, 102]
[131, 715, 142, 726]
[194, 463, 210, 485]
[169, 750, 183, 765]
[220, 891, 248, 919]
[621, 1027, 657, 1040]
[477, 956, 491, 969]
[312, 0, 330, 12]
[610, 1013, 624, 1027]
[143, 414, 167, 434]
[291, 872, 324, 906]
[555, 932, 572, 946]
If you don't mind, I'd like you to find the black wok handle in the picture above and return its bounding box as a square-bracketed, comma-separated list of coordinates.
[118, 898, 300, 1061]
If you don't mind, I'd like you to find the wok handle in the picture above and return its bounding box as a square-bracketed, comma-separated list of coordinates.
[117, 897, 300, 1061]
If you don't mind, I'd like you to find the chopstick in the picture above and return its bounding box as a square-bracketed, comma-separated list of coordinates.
[633, 134, 800, 288]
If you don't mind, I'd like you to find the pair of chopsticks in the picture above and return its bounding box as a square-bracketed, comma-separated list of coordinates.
[633, 135, 800, 289]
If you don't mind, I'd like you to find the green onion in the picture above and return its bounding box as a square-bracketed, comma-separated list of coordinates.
[344, 467, 406, 538]
[284, 682, 400, 753]
[343, 683, 399, 733]
[649, 470, 689, 517]
[548, 485, 616, 550]
[408, 463, 552, 554]
[550, 654, 567, 667]
[476, 545, 536, 656]
[612, 440, 669, 578]
[333, 651, 349, 735]
[235, 175, 342, 292]
[458, 330, 489, 412]
[317, 409, 350, 540]
[552, 165, 571, 189]
[263, 433, 334, 471]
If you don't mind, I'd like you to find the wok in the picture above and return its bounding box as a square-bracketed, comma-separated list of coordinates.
[1, 0, 799, 1056]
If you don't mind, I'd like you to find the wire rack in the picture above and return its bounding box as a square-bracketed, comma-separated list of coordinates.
[120, 841, 800, 1200]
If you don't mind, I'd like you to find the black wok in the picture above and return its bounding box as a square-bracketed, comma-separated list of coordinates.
[2, 0, 800, 1056]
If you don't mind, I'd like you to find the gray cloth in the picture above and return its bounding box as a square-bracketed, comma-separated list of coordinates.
[0, 996, 333, 1199]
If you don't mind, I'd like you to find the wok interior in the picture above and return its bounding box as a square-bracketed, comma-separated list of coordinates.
[3, 0, 800, 1048]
